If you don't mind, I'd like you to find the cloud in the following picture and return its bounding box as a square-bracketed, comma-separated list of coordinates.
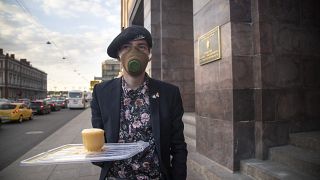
[0, 0, 121, 91]
[40, 0, 118, 19]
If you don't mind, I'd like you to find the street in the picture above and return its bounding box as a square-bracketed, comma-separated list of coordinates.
[0, 108, 85, 171]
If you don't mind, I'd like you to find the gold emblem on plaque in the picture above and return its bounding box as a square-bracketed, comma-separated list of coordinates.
[198, 26, 221, 65]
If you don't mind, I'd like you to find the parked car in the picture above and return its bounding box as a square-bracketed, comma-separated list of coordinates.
[0, 103, 33, 123]
[55, 99, 67, 109]
[45, 98, 61, 111]
[30, 100, 51, 115]
[0, 98, 10, 105]
[17, 98, 31, 107]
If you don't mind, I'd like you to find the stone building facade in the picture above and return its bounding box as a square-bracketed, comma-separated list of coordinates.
[120, 0, 320, 176]
[102, 59, 121, 81]
[0, 49, 47, 100]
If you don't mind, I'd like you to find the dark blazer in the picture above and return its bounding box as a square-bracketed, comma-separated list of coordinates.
[91, 77, 187, 180]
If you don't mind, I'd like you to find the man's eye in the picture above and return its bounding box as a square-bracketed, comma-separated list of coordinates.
[121, 45, 131, 50]
[139, 45, 147, 50]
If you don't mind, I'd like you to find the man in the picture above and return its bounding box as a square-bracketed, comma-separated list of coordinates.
[91, 25, 187, 180]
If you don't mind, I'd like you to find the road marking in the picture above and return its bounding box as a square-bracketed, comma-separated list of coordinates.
[25, 131, 44, 135]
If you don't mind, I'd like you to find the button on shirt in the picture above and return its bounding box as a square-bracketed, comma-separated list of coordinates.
[107, 77, 160, 179]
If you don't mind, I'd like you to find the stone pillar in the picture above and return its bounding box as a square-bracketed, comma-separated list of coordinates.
[194, 0, 255, 170]
[145, 0, 195, 112]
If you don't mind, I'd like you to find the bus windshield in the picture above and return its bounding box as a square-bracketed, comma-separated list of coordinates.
[69, 92, 83, 98]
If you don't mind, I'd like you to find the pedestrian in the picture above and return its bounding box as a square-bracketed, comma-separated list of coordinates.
[91, 25, 187, 180]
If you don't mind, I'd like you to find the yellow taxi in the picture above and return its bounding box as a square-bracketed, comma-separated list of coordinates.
[0, 103, 33, 123]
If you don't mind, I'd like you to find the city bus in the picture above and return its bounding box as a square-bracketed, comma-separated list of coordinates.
[67, 90, 87, 109]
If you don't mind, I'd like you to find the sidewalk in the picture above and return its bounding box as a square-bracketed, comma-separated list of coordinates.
[0, 109, 199, 180]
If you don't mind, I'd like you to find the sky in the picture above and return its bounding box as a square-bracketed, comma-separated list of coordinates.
[0, 0, 121, 91]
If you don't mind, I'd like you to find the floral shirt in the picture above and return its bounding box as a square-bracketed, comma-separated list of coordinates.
[107, 77, 160, 179]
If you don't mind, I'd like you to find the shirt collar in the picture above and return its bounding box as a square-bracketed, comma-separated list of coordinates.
[121, 74, 149, 96]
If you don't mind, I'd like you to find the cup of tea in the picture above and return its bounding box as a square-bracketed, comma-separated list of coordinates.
[81, 128, 105, 152]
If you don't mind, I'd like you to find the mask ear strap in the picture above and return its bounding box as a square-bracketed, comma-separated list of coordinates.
[148, 49, 152, 60]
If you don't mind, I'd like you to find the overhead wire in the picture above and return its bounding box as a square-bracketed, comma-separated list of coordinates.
[13, 0, 90, 89]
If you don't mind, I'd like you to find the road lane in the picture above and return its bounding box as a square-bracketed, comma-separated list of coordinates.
[0, 108, 85, 171]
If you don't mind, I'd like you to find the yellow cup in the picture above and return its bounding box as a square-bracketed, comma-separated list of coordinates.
[81, 128, 105, 152]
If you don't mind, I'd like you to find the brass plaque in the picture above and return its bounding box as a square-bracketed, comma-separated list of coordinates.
[198, 26, 221, 65]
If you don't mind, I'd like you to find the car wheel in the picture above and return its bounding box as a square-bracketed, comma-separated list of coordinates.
[19, 115, 23, 123]
[29, 114, 33, 120]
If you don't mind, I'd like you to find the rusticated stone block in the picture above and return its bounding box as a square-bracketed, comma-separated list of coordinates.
[232, 56, 254, 89]
[220, 22, 232, 58]
[233, 89, 254, 122]
[261, 89, 276, 122]
[261, 54, 277, 88]
[277, 90, 304, 121]
[194, 0, 230, 39]
[258, 0, 300, 24]
[162, 38, 194, 56]
[252, 55, 262, 88]
[305, 89, 320, 120]
[234, 121, 255, 169]
[161, 24, 193, 40]
[231, 22, 253, 56]
[230, 0, 251, 22]
[259, 22, 273, 54]
[262, 121, 290, 157]
[195, 89, 233, 121]
[274, 55, 302, 88]
[273, 24, 301, 55]
[195, 61, 220, 92]
[218, 57, 232, 89]
[196, 115, 234, 170]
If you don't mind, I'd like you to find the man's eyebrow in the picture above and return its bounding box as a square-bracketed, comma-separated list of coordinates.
[136, 42, 148, 45]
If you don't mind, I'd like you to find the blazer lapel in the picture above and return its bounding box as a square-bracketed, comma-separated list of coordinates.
[149, 79, 161, 156]
[107, 78, 121, 143]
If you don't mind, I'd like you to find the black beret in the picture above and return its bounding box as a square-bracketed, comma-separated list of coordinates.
[107, 25, 152, 58]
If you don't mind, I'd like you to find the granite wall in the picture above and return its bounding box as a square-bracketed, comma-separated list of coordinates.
[194, 0, 320, 171]
[252, 0, 320, 159]
[145, 0, 195, 112]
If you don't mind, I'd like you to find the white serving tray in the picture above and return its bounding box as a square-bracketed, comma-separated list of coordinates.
[21, 141, 149, 166]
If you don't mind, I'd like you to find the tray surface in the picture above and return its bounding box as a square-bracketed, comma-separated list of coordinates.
[21, 141, 149, 166]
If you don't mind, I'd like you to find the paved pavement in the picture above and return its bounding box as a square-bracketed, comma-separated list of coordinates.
[0, 108, 199, 180]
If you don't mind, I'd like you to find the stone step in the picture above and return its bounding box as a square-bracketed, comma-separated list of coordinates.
[184, 122, 196, 140]
[188, 152, 252, 180]
[185, 136, 196, 152]
[183, 112, 196, 126]
[289, 131, 320, 152]
[241, 159, 318, 180]
[269, 145, 320, 177]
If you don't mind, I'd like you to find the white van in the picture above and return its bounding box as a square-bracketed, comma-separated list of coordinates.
[67, 90, 87, 109]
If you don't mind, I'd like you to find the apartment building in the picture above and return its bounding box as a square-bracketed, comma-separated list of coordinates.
[0, 48, 47, 100]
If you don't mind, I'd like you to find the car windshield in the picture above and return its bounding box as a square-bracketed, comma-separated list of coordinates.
[69, 92, 82, 98]
[0, 104, 16, 110]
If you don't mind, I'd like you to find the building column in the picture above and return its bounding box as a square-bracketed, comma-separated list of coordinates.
[145, 0, 195, 112]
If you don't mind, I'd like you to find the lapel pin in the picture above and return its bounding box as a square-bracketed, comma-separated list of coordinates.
[152, 92, 160, 99]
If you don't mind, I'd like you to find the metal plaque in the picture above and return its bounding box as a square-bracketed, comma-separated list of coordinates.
[198, 26, 221, 65]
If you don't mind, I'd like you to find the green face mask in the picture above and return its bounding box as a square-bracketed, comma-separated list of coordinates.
[120, 46, 149, 76]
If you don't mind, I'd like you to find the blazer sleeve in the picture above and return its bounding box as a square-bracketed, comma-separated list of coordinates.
[91, 84, 103, 130]
[170, 87, 188, 179]
[90, 85, 104, 168]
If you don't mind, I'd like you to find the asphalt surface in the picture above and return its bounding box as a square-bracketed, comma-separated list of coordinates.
[0, 108, 85, 171]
